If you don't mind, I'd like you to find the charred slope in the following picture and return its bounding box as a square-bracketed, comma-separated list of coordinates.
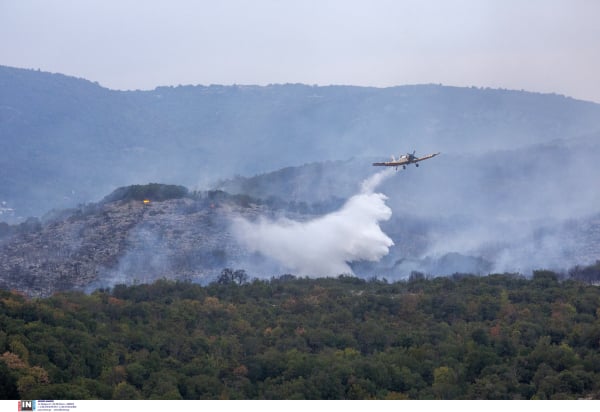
[0, 187, 272, 297]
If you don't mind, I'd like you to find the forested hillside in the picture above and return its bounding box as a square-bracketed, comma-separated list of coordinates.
[1, 273, 599, 399]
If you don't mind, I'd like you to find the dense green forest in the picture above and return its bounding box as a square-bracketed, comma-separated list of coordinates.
[1, 270, 600, 399]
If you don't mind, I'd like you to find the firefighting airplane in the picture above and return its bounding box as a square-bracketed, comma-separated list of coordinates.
[372, 151, 440, 170]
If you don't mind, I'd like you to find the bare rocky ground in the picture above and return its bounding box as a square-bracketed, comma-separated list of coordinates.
[0, 193, 269, 297]
[1, 187, 599, 298]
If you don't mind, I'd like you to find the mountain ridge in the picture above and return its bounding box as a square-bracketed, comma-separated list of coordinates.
[2, 65, 600, 222]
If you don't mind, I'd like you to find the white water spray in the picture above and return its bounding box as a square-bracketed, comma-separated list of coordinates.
[232, 169, 395, 276]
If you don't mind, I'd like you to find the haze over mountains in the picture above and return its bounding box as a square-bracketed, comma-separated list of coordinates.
[1, 65, 600, 293]
[2, 65, 600, 220]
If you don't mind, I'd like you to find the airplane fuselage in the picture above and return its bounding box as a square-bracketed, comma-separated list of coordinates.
[372, 152, 439, 169]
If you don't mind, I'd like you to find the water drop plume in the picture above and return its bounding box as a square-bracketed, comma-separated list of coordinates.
[232, 169, 395, 276]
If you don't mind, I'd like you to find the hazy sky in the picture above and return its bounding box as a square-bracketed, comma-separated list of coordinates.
[2, 0, 600, 102]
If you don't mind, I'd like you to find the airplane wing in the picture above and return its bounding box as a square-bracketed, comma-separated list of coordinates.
[414, 152, 440, 162]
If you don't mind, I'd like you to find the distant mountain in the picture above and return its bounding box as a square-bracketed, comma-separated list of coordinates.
[2, 65, 600, 222]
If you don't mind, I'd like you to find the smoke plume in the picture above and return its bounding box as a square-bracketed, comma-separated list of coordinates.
[232, 169, 395, 277]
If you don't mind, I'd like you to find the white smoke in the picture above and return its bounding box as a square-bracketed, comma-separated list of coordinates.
[232, 169, 395, 277]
